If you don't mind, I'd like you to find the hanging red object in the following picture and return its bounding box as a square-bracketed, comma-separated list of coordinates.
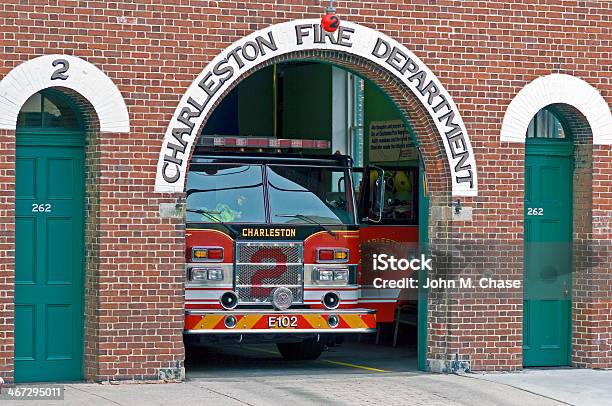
[321, 4, 340, 33]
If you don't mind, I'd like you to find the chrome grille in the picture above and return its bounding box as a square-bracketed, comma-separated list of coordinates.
[237, 242, 302, 264]
[235, 241, 303, 304]
[236, 287, 302, 305]
[235, 264, 303, 286]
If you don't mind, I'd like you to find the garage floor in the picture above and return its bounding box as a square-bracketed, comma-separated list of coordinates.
[185, 339, 418, 379]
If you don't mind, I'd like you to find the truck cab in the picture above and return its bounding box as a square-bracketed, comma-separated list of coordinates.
[183, 141, 381, 360]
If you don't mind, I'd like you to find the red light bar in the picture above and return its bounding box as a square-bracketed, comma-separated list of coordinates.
[197, 136, 330, 150]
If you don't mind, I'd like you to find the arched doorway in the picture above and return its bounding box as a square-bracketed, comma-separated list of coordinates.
[523, 107, 573, 366]
[15, 89, 86, 382]
[155, 19, 480, 372]
[184, 60, 431, 370]
[502, 73, 611, 369]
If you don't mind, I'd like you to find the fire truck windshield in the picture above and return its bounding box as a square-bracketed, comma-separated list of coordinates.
[186, 163, 355, 225]
[267, 165, 355, 225]
[186, 164, 266, 223]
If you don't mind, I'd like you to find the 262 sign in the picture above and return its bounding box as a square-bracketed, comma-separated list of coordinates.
[527, 207, 544, 216]
[32, 203, 52, 213]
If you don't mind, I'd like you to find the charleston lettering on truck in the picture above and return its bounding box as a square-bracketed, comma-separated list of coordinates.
[242, 228, 298, 238]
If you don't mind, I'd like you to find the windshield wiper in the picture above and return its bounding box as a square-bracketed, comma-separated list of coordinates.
[187, 208, 221, 219]
[186, 183, 263, 197]
[186, 208, 236, 234]
[275, 213, 337, 237]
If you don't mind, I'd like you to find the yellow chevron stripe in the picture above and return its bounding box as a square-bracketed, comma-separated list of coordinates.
[194, 315, 224, 330]
[340, 314, 367, 329]
[238, 314, 263, 329]
[192, 313, 372, 331]
[302, 314, 328, 329]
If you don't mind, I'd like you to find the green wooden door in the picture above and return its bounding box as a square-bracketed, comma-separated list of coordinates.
[523, 141, 572, 367]
[15, 139, 85, 382]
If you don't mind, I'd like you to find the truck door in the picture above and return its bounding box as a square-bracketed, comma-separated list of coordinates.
[355, 166, 420, 323]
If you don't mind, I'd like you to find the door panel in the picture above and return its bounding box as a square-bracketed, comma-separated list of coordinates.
[14, 305, 36, 360]
[47, 158, 75, 198]
[16, 158, 37, 199]
[15, 144, 84, 382]
[523, 147, 572, 367]
[46, 304, 74, 360]
[16, 217, 37, 284]
[47, 217, 74, 284]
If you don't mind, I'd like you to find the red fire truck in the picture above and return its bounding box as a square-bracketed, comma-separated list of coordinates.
[183, 136, 418, 360]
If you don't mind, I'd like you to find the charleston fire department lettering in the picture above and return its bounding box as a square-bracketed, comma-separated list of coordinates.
[157, 19, 478, 197]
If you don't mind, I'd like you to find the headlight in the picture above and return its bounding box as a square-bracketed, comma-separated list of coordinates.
[333, 269, 348, 281]
[207, 268, 223, 280]
[190, 268, 209, 281]
[314, 268, 349, 283]
[190, 267, 223, 281]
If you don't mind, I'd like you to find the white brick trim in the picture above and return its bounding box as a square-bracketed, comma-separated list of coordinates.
[0, 54, 129, 133]
[501, 74, 612, 145]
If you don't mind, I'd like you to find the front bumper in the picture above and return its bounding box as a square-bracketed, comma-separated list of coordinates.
[184, 308, 376, 334]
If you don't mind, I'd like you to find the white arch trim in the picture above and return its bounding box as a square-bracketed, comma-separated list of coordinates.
[0, 54, 129, 133]
[501, 74, 612, 145]
[155, 19, 478, 196]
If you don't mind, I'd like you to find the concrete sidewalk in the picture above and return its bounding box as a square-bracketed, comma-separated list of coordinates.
[1, 368, 610, 405]
[473, 368, 612, 406]
[1, 372, 566, 406]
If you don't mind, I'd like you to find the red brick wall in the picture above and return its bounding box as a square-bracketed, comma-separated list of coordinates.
[588, 144, 612, 368]
[0, 129, 15, 381]
[0, 0, 610, 379]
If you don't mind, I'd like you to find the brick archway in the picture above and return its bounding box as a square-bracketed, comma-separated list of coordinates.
[155, 19, 481, 373]
[154, 19, 478, 198]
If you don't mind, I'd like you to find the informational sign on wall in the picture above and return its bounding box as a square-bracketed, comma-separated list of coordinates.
[369, 120, 417, 162]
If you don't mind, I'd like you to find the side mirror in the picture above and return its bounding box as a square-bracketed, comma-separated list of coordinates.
[373, 177, 385, 218]
[364, 166, 385, 223]
[337, 175, 345, 193]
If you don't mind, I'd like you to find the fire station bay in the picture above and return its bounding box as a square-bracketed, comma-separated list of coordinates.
[0, 1, 610, 384]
